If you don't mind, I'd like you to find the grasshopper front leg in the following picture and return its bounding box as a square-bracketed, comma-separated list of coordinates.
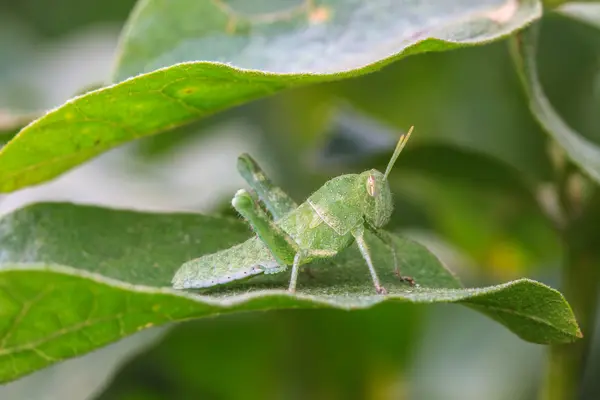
[232, 189, 299, 266]
[288, 251, 306, 293]
[237, 154, 298, 220]
[352, 225, 387, 295]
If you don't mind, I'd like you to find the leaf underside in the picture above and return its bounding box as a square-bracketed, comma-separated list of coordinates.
[0, 203, 581, 383]
[0, 0, 542, 193]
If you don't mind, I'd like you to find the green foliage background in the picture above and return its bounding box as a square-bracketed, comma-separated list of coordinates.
[0, 1, 599, 399]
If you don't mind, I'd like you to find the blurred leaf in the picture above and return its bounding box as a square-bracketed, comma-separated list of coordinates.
[0, 110, 36, 147]
[99, 304, 423, 400]
[410, 304, 545, 400]
[537, 13, 600, 144]
[558, 2, 600, 30]
[0, 203, 581, 382]
[0, 0, 544, 193]
[387, 175, 559, 281]
[542, 0, 599, 9]
[370, 144, 539, 195]
[0, 21, 45, 112]
[511, 22, 600, 184]
[330, 41, 553, 182]
[0, 0, 137, 38]
[0, 112, 33, 134]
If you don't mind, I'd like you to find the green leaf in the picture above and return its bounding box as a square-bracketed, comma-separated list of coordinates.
[0, 0, 543, 193]
[0, 203, 581, 383]
[113, 0, 542, 80]
[511, 22, 600, 183]
[559, 3, 600, 30]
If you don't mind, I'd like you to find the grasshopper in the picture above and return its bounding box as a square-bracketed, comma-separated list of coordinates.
[172, 127, 415, 294]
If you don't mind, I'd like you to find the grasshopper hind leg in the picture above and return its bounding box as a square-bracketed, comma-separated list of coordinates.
[237, 154, 298, 220]
[232, 189, 299, 266]
[371, 228, 416, 287]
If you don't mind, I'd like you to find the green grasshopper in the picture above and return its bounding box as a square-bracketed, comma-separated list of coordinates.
[172, 127, 415, 294]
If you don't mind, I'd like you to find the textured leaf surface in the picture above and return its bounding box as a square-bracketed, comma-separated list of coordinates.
[511, 23, 600, 183]
[0, 203, 581, 382]
[114, 0, 541, 80]
[0, 0, 542, 193]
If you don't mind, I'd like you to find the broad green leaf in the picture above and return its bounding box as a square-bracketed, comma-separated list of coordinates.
[0, 0, 542, 193]
[511, 23, 600, 184]
[0, 203, 581, 382]
[113, 0, 542, 80]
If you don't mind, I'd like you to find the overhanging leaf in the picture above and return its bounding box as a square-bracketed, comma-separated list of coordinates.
[511, 22, 600, 183]
[0, 0, 542, 193]
[0, 203, 581, 383]
[113, 0, 542, 80]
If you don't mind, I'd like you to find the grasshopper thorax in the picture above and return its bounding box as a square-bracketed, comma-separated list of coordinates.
[359, 169, 393, 228]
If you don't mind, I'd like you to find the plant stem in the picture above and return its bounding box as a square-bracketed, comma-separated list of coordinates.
[541, 190, 600, 400]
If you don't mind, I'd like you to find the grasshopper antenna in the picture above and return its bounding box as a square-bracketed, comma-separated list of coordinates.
[383, 125, 414, 180]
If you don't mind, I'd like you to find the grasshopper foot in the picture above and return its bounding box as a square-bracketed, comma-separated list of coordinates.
[394, 269, 416, 286]
[375, 285, 388, 295]
[399, 275, 416, 286]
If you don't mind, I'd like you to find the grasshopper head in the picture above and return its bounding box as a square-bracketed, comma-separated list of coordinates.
[360, 169, 393, 228]
[360, 126, 414, 228]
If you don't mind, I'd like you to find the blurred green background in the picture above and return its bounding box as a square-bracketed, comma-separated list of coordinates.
[1, 1, 599, 399]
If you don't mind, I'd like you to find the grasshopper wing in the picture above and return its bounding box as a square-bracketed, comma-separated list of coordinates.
[172, 237, 284, 289]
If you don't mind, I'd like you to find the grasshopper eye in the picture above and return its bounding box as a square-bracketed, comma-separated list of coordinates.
[366, 175, 377, 197]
